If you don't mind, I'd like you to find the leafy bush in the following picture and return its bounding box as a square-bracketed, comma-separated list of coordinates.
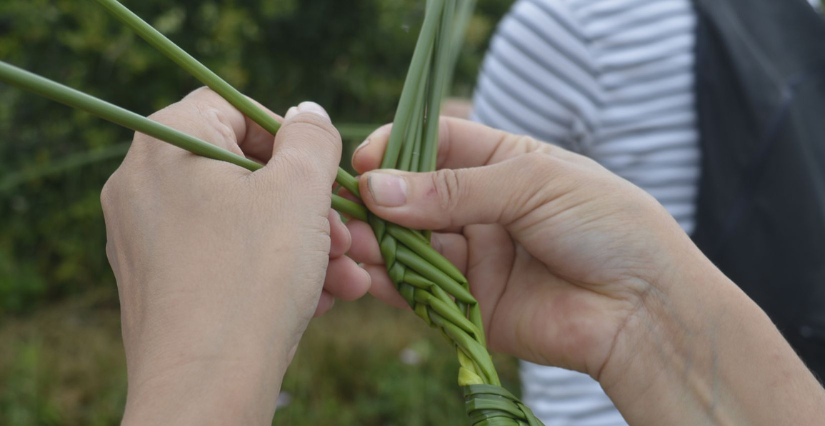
[0, 0, 511, 314]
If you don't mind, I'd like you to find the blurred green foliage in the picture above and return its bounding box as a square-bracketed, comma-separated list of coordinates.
[0, 0, 511, 314]
[0, 293, 520, 426]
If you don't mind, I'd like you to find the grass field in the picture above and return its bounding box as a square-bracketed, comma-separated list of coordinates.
[0, 287, 521, 426]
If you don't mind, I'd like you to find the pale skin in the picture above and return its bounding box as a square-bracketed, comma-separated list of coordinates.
[103, 91, 825, 425]
[103, 89, 371, 425]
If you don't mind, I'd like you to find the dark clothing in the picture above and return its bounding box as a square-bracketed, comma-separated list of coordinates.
[693, 0, 825, 378]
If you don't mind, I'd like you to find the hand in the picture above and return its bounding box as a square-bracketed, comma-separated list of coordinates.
[345, 118, 825, 426]
[346, 117, 691, 377]
[102, 89, 370, 425]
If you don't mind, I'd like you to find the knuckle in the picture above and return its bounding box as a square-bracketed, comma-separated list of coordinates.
[100, 176, 116, 211]
[488, 132, 542, 164]
[200, 106, 237, 145]
[520, 151, 555, 173]
[432, 169, 463, 212]
[520, 152, 566, 197]
[185, 86, 216, 101]
[512, 135, 543, 155]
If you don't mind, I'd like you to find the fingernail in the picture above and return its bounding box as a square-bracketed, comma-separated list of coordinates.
[284, 106, 299, 120]
[367, 173, 407, 207]
[353, 137, 370, 158]
[297, 101, 330, 120]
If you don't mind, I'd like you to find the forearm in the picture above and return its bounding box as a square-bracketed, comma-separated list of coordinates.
[602, 242, 825, 426]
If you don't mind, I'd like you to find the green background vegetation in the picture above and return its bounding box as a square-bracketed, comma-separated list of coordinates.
[6, 1, 822, 424]
[0, 0, 514, 424]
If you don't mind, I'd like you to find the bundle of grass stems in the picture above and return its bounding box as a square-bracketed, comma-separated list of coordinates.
[0, 0, 544, 424]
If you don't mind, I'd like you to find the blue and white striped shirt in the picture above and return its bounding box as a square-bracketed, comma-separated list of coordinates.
[471, 0, 700, 424]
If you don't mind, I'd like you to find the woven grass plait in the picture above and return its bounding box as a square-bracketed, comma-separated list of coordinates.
[367, 1, 546, 425]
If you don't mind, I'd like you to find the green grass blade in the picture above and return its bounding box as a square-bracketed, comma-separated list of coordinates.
[94, 0, 360, 190]
[0, 61, 261, 171]
[444, 0, 477, 94]
[381, 0, 444, 169]
[395, 245, 475, 304]
[336, 168, 361, 198]
[419, 0, 456, 173]
[0, 61, 368, 220]
[332, 196, 368, 221]
[94, 0, 281, 135]
[386, 224, 465, 283]
[398, 58, 431, 172]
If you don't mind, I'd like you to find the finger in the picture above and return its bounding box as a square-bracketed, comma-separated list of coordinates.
[358, 154, 567, 230]
[363, 263, 411, 310]
[324, 256, 371, 301]
[461, 224, 515, 334]
[134, 87, 249, 162]
[347, 218, 467, 275]
[352, 117, 577, 174]
[346, 219, 383, 265]
[337, 187, 363, 204]
[314, 290, 335, 317]
[329, 209, 351, 258]
[261, 101, 342, 191]
[430, 232, 469, 275]
[348, 224, 467, 309]
[351, 124, 391, 174]
[236, 97, 284, 163]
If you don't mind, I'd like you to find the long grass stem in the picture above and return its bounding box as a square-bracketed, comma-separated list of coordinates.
[419, 0, 456, 174]
[93, 0, 360, 190]
[381, 0, 444, 170]
[0, 61, 367, 220]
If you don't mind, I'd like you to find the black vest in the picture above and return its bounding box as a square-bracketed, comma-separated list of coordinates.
[693, 0, 825, 378]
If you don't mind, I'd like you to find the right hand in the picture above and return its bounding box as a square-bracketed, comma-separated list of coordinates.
[345, 117, 708, 382]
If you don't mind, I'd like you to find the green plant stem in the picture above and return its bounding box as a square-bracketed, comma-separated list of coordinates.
[0, 60, 368, 220]
[336, 168, 361, 199]
[94, 0, 279, 135]
[382, 0, 444, 170]
[444, 0, 477, 94]
[419, 0, 455, 174]
[0, 124, 378, 192]
[398, 58, 431, 172]
[93, 0, 360, 191]
[0, 62, 258, 171]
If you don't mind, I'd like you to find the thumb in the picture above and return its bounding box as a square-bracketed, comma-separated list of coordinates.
[265, 101, 342, 189]
[359, 153, 560, 230]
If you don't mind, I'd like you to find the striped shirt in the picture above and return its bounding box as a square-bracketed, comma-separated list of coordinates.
[470, 0, 700, 424]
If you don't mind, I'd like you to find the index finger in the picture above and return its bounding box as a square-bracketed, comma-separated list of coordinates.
[134, 87, 282, 164]
[351, 117, 567, 174]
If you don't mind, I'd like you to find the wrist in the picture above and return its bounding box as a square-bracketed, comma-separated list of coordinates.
[598, 240, 738, 424]
[599, 239, 825, 426]
[122, 354, 288, 426]
[118, 273, 301, 425]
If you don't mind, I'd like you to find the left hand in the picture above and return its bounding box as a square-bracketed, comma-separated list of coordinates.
[102, 88, 370, 425]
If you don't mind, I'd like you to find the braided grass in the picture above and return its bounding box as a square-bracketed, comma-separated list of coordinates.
[363, 1, 546, 425]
